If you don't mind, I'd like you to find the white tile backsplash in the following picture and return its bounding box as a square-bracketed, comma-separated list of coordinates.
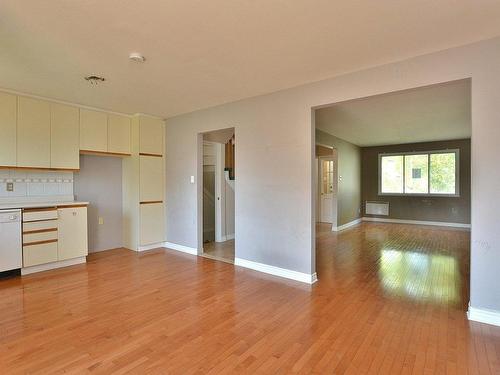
[0, 170, 73, 202]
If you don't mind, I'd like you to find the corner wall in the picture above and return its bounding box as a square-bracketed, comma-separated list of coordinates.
[316, 129, 362, 226]
[74, 154, 123, 252]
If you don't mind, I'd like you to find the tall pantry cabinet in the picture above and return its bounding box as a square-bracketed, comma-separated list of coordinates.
[122, 114, 166, 251]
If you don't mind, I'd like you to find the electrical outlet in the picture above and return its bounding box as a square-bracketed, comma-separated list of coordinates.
[6, 182, 13, 192]
[98, 217, 104, 225]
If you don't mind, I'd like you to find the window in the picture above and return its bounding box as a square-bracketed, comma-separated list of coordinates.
[379, 150, 459, 196]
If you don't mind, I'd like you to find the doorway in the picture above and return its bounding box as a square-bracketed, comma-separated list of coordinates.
[200, 128, 235, 263]
[316, 145, 338, 229]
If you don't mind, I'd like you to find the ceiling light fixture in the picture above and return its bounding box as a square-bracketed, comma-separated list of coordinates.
[84, 75, 106, 85]
[129, 52, 146, 63]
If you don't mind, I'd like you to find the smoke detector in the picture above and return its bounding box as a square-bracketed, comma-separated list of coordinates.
[84, 75, 106, 85]
[129, 52, 146, 62]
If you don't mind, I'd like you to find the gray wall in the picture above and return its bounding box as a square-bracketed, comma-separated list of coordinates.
[362, 139, 471, 224]
[316, 129, 362, 226]
[165, 37, 500, 313]
[74, 154, 123, 253]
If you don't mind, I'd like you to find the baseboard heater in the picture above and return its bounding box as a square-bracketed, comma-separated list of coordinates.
[365, 201, 389, 216]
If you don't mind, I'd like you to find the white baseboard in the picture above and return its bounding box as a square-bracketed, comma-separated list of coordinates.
[215, 234, 234, 242]
[164, 242, 198, 255]
[235, 257, 317, 284]
[468, 305, 500, 327]
[21, 256, 86, 275]
[137, 242, 166, 252]
[332, 218, 362, 232]
[362, 217, 471, 229]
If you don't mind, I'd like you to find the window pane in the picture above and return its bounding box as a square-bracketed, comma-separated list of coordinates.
[404, 154, 428, 194]
[430, 152, 456, 194]
[381, 155, 403, 193]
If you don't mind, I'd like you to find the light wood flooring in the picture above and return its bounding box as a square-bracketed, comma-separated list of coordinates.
[0, 222, 499, 374]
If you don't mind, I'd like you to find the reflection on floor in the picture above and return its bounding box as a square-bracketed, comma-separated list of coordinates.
[203, 239, 235, 263]
[316, 222, 468, 307]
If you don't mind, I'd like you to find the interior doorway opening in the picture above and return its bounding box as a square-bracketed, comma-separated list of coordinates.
[316, 145, 338, 229]
[200, 127, 235, 263]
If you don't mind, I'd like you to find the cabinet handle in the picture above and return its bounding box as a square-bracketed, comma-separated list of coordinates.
[72, 212, 77, 216]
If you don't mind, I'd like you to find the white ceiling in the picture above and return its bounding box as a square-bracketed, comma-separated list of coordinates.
[0, 1, 499, 118]
[315, 79, 471, 147]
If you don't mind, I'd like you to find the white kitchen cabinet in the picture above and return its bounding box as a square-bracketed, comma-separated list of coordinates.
[23, 241, 58, 267]
[139, 202, 165, 246]
[0, 92, 17, 167]
[108, 113, 131, 155]
[80, 109, 108, 152]
[139, 116, 164, 155]
[57, 206, 88, 260]
[50, 103, 80, 169]
[139, 155, 164, 202]
[17, 97, 51, 168]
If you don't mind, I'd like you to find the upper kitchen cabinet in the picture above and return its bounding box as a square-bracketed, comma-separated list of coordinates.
[0, 92, 17, 167]
[17, 97, 51, 168]
[50, 103, 80, 169]
[139, 116, 164, 155]
[80, 109, 108, 153]
[108, 113, 131, 155]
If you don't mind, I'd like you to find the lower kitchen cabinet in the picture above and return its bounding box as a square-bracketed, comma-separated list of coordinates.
[23, 241, 58, 267]
[58, 206, 88, 260]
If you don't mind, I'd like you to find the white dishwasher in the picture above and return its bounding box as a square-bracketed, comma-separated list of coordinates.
[0, 209, 22, 273]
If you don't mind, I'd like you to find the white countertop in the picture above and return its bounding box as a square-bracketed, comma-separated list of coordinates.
[0, 201, 89, 210]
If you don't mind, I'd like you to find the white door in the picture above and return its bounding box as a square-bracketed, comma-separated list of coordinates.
[320, 158, 335, 223]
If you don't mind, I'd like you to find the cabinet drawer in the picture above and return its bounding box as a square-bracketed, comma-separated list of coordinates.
[23, 220, 58, 232]
[23, 230, 58, 244]
[23, 241, 58, 267]
[23, 208, 58, 222]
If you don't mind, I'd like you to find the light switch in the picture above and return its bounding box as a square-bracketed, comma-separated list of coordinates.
[6, 182, 13, 192]
[98, 217, 104, 225]
[190, 175, 195, 184]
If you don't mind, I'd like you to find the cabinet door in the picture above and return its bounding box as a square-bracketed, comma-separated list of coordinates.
[0, 92, 17, 166]
[139, 202, 165, 245]
[108, 114, 131, 154]
[80, 109, 107, 152]
[139, 155, 164, 202]
[58, 207, 88, 260]
[51, 103, 80, 169]
[17, 97, 51, 168]
[139, 116, 164, 155]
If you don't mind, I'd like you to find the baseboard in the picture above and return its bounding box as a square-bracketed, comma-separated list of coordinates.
[468, 305, 500, 327]
[21, 256, 86, 275]
[235, 257, 317, 284]
[332, 218, 362, 232]
[362, 217, 471, 229]
[164, 242, 198, 256]
[137, 242, 166, 252]
[226, 233, 235, 240]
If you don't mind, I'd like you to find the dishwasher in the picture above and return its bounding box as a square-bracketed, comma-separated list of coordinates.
[0, 209, 22, 274]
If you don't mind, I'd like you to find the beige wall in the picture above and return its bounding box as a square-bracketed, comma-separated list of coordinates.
[316, 129, 361, 226]
[361, 139, 471, 224]
[166, 37, 500, 312]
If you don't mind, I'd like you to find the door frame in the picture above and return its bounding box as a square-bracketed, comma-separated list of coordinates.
[317, 153, 338, 229]
[197, 128, 236, 258]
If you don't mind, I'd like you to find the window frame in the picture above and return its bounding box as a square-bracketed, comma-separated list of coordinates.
[378, 149, 460, 197]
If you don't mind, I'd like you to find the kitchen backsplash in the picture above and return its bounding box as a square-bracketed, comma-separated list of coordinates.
[0, 169, 74, 202]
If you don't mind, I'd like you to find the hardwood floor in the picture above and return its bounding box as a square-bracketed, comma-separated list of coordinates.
[0, 223, 499, 374]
